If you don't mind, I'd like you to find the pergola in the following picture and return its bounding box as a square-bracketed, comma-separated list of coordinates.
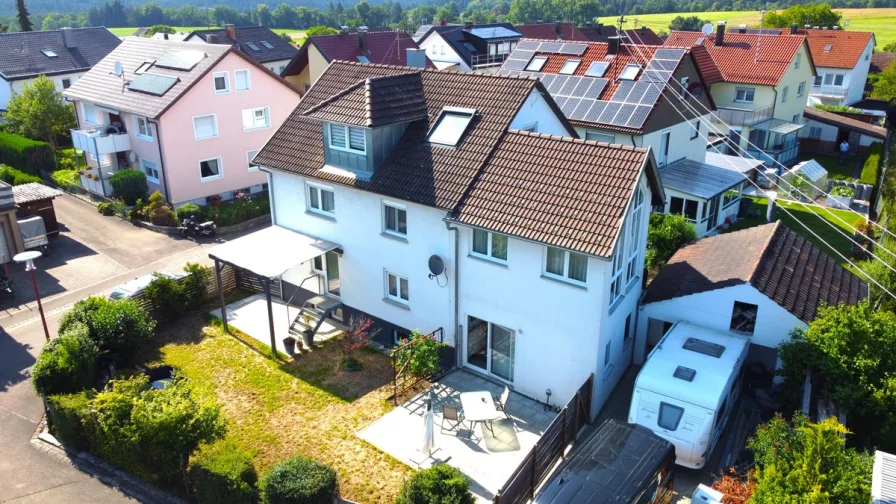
[207, 225, 339, 354]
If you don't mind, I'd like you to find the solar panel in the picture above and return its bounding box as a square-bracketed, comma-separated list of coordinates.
[570, 99, 594, 120]
[246, 42, 261, 51]
[611, 103, 636, 126]
[154, 50, 205, 71]
[585, 101, 607, 122]
[517, 40, 540, 50]
[626, 104, 652, 128]
[612, 80, 635, 101]
[128, 72, 179, 96]
[584, 79, 607, 99]
[553, 96, 568, 108]
[641, 85, 662, 105]
[561, 97, 581, 116]
[510, 49, 535, 61]
[548, 75, 567, 94]
[537, 42, 562, 53]
[539, 73, 556, 88]
[597, 101, 621, 123]
[627, 82, 652, 103]
[558, 43, 587, 55]
[572, 78, 592, 97]
[559, 76, 580, 96]
[653, 48, 686, 60]
[503, 59, 527, 71]
[647, 59, 679, 71]
[468, 27, 520, 39]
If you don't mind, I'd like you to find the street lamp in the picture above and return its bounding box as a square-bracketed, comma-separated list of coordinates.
[14, 251, 50, 341]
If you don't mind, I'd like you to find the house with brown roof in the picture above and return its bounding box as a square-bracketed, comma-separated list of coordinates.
[800, 106, 886, 158]
[791, 27, 875, 107]
[636, 221, 868, 373]
[183, 25, 299, 75]
[666, 23, 816, 166]
[244, 60, 664, 416]
[515, 22, 664, 45]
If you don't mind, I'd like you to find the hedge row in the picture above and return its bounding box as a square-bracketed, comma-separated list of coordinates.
[860, 142, 884, 186]
[0, 132, 53, 175]
[0, 165, 42, 186]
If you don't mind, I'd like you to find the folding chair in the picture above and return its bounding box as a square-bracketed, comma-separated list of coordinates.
[494, 386, 512, 419]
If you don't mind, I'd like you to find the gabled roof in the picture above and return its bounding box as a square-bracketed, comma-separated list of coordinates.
[804, 107, 887, 140]
[581, 25, 665, 45]
[303, 72, 427, 127]
[0, 27, 121, 81]
[63, 38, 295, 119]
[11, 183, 62, 205]
[417, 23, 522, 68]
[282, 30, 432, 77]
[187, 25, 298, 64]
[664, 31, 807, 86]
[871, 52, 896, 74]
[0, 181, 14, 211]
[798, 29, 874, 69]
[644, 222, 868, 323]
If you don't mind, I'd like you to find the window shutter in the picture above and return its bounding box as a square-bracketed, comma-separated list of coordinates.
[242, 109, 254, 130]
[236, 70, 249, 90]
[195, 116, 216, 138]
[330, 124, 346, 148]
[348, 127, 365, 151]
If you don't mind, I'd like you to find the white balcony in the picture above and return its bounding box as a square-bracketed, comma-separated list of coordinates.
[711, 104, 775, 126]
[809, 85, 849, 99]
[71, 127, 131, 158]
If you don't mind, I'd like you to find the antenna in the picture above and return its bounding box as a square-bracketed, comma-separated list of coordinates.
[701, 23, 714, 36]
[113, 61, 123, 76]
[755, 7, 767, 64]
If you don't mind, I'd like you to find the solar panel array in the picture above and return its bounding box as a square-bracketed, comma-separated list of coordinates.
[128, 73, 179, 96]
[498, 43, 686, 130]
[154, 50, 205, 71]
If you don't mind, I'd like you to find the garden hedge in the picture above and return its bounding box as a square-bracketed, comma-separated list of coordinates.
[46, 391, 95, 451]
[188, 440, 258, 504]
[32, 328, 99, 396]
[261, 456, 338, 504]
[0, 165, 42, 186]
[0, 132, 53, 175]
[395, 465, 475, 504]
[860, 142, 884, 186]
[109, 169, 148, 205]
[58, 297, 156, 365]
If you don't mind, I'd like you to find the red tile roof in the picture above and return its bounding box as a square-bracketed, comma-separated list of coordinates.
[515, 23, 589, 41]
[798, 29, 874, 69]
[664, 31, 806, 86]
[871, 51, 896, 74]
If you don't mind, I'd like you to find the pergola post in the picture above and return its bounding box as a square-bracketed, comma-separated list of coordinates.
[263, 276, 277, 358]
[214, 259, 228, 333]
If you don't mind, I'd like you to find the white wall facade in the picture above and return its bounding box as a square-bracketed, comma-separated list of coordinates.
[808, 38, 874, 107]
[418, 32, 470, 71]
[576, 113, 710, 166]
[660, 185, 742, 238]
[1, 72, 86, 111]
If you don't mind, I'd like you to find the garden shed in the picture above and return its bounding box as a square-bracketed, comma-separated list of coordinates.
[784, 159, 828, 200]
[12, 183, 63, 235]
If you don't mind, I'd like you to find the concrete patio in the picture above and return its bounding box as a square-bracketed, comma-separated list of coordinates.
[209, 294, 344, 355]
[358, 369, 557, 501]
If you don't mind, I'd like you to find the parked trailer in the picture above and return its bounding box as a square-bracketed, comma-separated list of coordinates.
[629, 322, 749, 469]
[534, 419, 675, 504]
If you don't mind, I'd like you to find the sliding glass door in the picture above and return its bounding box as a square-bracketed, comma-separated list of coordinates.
[466, 316, 515, 382]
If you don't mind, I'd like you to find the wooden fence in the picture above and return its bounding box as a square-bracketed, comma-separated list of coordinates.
[390, 327, 452, 405]
[129, 264, 238, 322]
[492, 374, 594, 504]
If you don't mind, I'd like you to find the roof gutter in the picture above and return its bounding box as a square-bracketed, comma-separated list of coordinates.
[260, 166, 276, 226]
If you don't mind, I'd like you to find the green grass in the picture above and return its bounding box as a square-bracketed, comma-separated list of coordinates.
[107, 26, 306, 44]
[598, 7, 896, 48]
[798, 153, 858, 181]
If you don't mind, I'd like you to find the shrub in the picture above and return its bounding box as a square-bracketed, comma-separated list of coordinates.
[112, 198, 127, 218]
[391, 330, 446, 378]
[396, 465, 474, 504]
[0, 132, 53, 174]
[58, 296, 108, 334]
[176, 203, 205, 223]
[830, 185, 854, 197]
[56, 155, 76, 172]
[109, 169, 148, 205]
[860, 142, 883, 186]
[144, 273, 189, 318]
[97, 202, 114, 216]
[46, 391, 95, 451]
[261, 456, 339, 504]
[58, 297, 156, 365]
[147, 190, 176, 226]
[182, 262, 211, 308]
[645, 213, 697, 272]
[208, 193, 270, 226]
[188, 440, 258, 504]
[0, 165, 42, 185]
[32, 331, 100, 396]
[51, 168, 79, 190]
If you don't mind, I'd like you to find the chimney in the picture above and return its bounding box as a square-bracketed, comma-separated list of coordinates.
[339, 25, 349, 34]
[60, 27, 73, 48]
[358, 30, 368, 53]
[596, 22, 603, 35]
[791, 23, 799, 35]
[607, 36, 620, 55]
[738, 23, 747, 33]
[206, 34, 219, 44]
[805, 24, 811, 29]
[585, 21, 593, 28]
[225, 24, 236, 41]
[440, 19, 447, 26]
[163, 32, 169, 40]
[464, 21, 474, 30]
[715, 21, 725, 46]
[554, 20, 561, 36]
[406, 48, 426, 68]
[641, 25, 647, 34]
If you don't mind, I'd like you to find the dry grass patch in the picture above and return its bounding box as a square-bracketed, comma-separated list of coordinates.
[141, 313, 414, 503]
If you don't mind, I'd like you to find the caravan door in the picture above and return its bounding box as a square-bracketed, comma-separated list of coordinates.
[631, 389, 714, 469]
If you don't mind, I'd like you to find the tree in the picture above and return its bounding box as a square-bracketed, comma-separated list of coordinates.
[16, 0, 33, 31]
[306, 25, 339, 37]
[340, 315, 379, 370]
[884, 42, 896, 52]
[147, 24, 175, 36]
[255, 3, 272, 26]
[4, 76, 76, 149]
[872, 61, 896, 103]
[271, 2, 297, 28]
[645, 212, 697, 272]
[0, 23, 9, 33]
[669, 14, 708, 31]
[764, 4, 842, 29]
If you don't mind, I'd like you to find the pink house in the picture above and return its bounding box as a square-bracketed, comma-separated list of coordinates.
[64, 38, 300, 206]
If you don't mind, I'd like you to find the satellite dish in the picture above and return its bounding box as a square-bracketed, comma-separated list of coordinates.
[128, 152, 137, 163]
[113, 61, 123, 77]
[701, 23, 714, 36]
[427, 255, 445, 277]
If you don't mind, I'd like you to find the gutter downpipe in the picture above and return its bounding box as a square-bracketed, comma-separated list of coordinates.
[150, 119, 173, 204]
[444, 218, 461, 369]
[261, 167, 276, 226]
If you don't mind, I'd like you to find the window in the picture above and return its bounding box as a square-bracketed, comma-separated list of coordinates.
[140, 158, 159, 183]
[520, 122, 537, 132]
[81, 102, 97, 124]
[472, 229, 508, 262]
[823, 73, 844, 86]
[356, 55, 370, 63]
[393, 328, 410, 346]
[307, 184, 335, 216]
[135, 116, 153, 140]
[690, 119, 700, 140]
[669, 196, 699, 222]
[545, 247, 588, 284]
[312, 255, 323, 272]
[235, 69, 250, 91]
[199, 157, 222, 180]
[624, 187, 645, 284]
[559, 59, 581, 74]
[679, 76, 689, 98]
[824, 44, 832, 52]
[781, 86, 789, 103]
[730, 301, 758, 334]
[715, 398, 729, 428]
[734, 87, 755, 103]
[260, 40, 274, 49]
[813, 75, 823, 87]
[246, 42, 260, 51]
[213, 71, 229, 93]
[794, 53, 801, 68]
[193, 115, 218, 140]
[329, 123, 366, 153]
[428, 108, 475, 146]
[793, 113, 800, 123]
[440, 45, 446, 55]
[585, 131, 614, 143]
[797, 81, 805, 97]
[865, 50, 870, 61]
[242, 107, 270, 131]
[467, 316, 515, 381]
[383, 203, 407, 236]
[604, 340, 611, 366]
[526, 56, 547, 71]
[61, 78, 71, 89]
[385, 271, 409, 304]
[619, 64, 641, 80]
[42, 49, 58, 58]
[585, 61, 609, 77]
[624, 313, 632, 346]
[658, 402, 684, 431]
[722, 185, 740, 207]
[808, 126, 822, 139]
[135, 61, 153, 74]
[247, 149, 260, 172]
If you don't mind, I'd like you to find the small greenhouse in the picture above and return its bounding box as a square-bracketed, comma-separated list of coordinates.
[782, 159, 828, 200]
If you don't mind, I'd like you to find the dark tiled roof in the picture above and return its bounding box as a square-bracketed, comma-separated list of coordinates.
[0, 27, 121, 81]
[798, 29, 874, 69]
[188, 26, 298, 63]
[453, 131, 652, 257]
[420, 23, 522, 67]
[282, 30, 433, 78]
[11, 183, 62, 204]
[581, 25, 665, 45]
[304, 72, 427, 127]
[644, 222, 868, 323]
[871, 52, 896, 74]
[0, 181, 14, 210]
[515, 23, 590, 41]
[519, 23, 665, 45]
[804, 107, 887, 140]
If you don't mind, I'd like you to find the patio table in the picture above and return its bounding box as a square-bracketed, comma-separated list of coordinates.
[460, 391, 502, 436]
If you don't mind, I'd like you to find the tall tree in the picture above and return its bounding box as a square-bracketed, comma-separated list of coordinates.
[4, 76, 76, 149]
[255, 3, 272, 26]
[16, 0, 33, 32]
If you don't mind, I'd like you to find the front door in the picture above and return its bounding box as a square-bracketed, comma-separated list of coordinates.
[659, 131, 671, 166]
[727, 127, 743, 155]
[466, 316, 515, 382]
[325, 250, 340, 297]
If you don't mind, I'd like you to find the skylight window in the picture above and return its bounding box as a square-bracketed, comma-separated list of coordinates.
[559, 59, 581, 75]
[696, 37, 705, 45]
[246, 42, 261, 51]
[135, 61, 154, 75]
[824, 44, 833, 51]
[260, 40, 274, 49]
[585, 61, 609, 77]
[42, 49, 58, 58]
[357, 55, 370, 63]
[682, 337, 725, 358]
[673, 366, 696, 382]
[427, 107, 476, 147]
[619, 63, 641, 80]
[526, 56, 547, 72]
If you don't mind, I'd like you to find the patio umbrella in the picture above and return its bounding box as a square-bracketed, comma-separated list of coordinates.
[422, 391, 435, 456]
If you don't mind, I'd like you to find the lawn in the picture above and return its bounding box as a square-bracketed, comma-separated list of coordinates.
[597, 7, 896, 48]
[139, 313, 413, 503]
[798, 153, 858, 181]
[107, 26, 306, 45]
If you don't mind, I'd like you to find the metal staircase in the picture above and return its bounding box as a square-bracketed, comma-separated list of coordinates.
[289, 295, 343, 341]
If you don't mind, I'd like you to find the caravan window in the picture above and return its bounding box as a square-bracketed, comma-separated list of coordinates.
[715, 398, 729, 429]
[658, 402, 684, 431]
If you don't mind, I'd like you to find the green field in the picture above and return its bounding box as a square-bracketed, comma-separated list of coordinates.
[108, 26, 306, 44]
[598, 7, 896, 48]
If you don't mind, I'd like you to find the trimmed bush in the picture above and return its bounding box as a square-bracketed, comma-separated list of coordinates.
[32, 330, 100, 396]
[395, 465, 474, 504]
[109, 169, 148, 205]
[58, 296, 107, 334]
[261, 456, 339, 504]
[51, 168, 79, 190]
[0, 165, 42, 185]
[144, 273, 189, 318]
[97, 202, 114, 216]
[58, 297, 156, 365]
[189, 440, 258, 504]
[0, 132, 53, 174]
[46, 391, 95, 451]
[860, 142, 884, 186]
[175, 203, 205, 223]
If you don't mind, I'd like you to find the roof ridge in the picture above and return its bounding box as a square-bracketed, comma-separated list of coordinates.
[302, 79, 366, 116]
[508, 128, 648, 152]
[749, 220, 784, 283]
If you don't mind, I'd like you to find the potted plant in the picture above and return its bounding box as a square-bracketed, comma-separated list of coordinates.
[282, 335, 297, 355]
[301, 312, 315, 348]
[208, 194, 222, 207]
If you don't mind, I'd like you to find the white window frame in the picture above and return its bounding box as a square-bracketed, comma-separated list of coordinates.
[690, 119, 700, 140]
[140, 158, 160, 184]
[135, 116, 153, 141]
[382, 201, 408, 237]
[193, 114, 218, 140]
[393, 328, 410, 346]
[471, 228, 508, 263]
[781, 86, 789, 103]
[307, 182, 335, 217]
[328, 123, 366, 154]
[624, 187, 644, 285]
[81, 102, 97, 124]
[808, 126, 822, 139]
[526, 56, 547, 72]
[544, 246, 588, 285]
[734, 87, 755, 103]
[385, 270, 410, 305]
[242, 106, 271, 131]
[213, 71, 230, 94]
[61, 78, 71, 89]
[234, 69, 251, 91]
[247, 149, 260, 172]
[679, 76, 689, 98]
[794, 53, 801, 68]
[797, 81, 805, 97]
[559, 59, 581, 75]
[585, 131, 614, 143]
[198, 156, 223, 182]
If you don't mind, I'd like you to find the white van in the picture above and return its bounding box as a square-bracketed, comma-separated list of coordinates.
[628, 322, 748, 469]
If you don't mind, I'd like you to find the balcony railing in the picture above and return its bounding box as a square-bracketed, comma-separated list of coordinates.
[746, 139, 800, 166]
[71, 127, 131, 158]
[712, 104, 775, 126]
[809, 85, 849, 98]
[470, 52, 511, 68]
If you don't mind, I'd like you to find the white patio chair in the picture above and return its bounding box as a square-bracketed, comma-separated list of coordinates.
[494, 386, 511, 419]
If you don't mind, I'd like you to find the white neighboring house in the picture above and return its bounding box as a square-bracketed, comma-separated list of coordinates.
[247, 61, 665, 416]
[0, 27, 120, 112]
[415, 22, 523, 72]
[799, 28, 875, 107]
[184, 24, 298, 75]
[636, 221, 868, 375]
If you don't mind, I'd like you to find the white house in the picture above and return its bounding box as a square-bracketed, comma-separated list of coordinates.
[248, 61, 665, 416]
[416, 22, 523, 72]
[797, 27, 875, 107]
[636, 221, 868, 374]
[184, 25, 298, 75]
[0, 27, 120, 112]
[800, 106, 887, 158]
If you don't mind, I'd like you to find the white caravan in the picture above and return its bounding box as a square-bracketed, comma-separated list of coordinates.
[628, 322, 748, 469]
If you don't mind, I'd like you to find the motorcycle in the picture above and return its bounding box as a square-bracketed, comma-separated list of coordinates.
[179, 216, 217, 238]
